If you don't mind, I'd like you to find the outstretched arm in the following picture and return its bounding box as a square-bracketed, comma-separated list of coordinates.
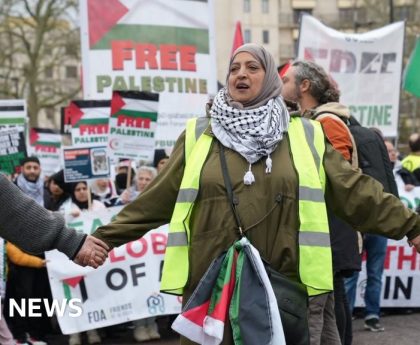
[323, 143, 420, 244]
[0, 174, 109, 267]
[92, 132, 186, 249]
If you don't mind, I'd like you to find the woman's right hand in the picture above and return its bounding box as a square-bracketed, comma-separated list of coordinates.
[120, 189, 131, 204]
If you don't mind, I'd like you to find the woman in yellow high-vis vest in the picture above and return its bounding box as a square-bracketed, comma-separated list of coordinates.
[93, 44, 420, 345]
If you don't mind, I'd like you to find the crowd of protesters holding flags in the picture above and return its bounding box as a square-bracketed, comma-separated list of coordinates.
[2, 42, 420, 345]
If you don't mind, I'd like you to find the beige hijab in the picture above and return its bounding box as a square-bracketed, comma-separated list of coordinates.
[226, 43, 282, 109]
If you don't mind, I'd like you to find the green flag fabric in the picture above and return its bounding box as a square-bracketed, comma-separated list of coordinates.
[404, 36, 420, 97]
[171, 237, 286, 344]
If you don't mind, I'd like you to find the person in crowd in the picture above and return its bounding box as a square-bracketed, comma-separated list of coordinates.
[281, 59, 360, 345]
[153, 149, 169, 174]
[344, 141, 400, 334]
[44, 170, 72, 212]
[6, 158, 54, 345]
[385, 140, 419, 190]
[69, 181, 106, 218]
[67, 181, 106, 345]
[0, 174, 108, 267]
[90, 178, 118, 207]
[402, 133, 420, 178]
[5, 242, 51, 345]
[114, 161, 136, 195]
[117, 166, 157, 205]
[15, 157, 44, 205]
[92, 44, 420, 345]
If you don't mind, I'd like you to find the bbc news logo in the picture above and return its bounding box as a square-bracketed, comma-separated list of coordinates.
[1, 298, 82, 318]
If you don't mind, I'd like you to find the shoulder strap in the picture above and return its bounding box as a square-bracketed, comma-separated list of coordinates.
[218, 143, 244, 237]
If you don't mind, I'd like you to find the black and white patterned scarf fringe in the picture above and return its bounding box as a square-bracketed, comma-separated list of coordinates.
[210, 88, 290, 185]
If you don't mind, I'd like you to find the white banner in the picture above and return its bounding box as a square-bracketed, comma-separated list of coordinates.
[355, 174, 420, 307]
[46, 207, 181, 334]
[298, 15, 404, 137]
[79, 0, 218, 150]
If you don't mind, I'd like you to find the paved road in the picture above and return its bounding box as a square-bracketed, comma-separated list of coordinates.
[46, 311, 420, 344]
[352, 311, 420, 345]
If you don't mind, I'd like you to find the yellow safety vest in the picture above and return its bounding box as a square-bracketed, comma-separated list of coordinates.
[160, 116, 333, 296]
[401, 154, 420, 172]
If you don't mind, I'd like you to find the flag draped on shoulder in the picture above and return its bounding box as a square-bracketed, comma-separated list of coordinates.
[172, 237, 286, 345]
[404, 36, 420, 98]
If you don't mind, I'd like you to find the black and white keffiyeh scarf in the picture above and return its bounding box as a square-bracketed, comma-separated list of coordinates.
[210, 88, 290, 185]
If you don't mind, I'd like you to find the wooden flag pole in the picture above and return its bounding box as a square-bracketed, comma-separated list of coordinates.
[87, 184, 92, 211]
[126, 160, 132, 189]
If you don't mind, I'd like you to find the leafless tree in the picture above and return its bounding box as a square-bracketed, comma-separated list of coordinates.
[0, 0, 81, 127]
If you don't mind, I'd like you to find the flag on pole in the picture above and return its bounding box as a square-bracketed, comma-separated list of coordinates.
[172, 237, 286, 345]
[404, 36, 420, 97]
[231, 21, 244, 56]
[279, 61, 292, 78]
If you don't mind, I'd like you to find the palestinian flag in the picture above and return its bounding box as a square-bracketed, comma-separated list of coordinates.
[108, 91, 159, 161]
[172, 238, 285, 345]
[0, 99, 26, 126]
[30, 128, 61, 152]
[63, 100, 111, 147]
[29, 128, 62, 176]
[87, 0, 209, 53]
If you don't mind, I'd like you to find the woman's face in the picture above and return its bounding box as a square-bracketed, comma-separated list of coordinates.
[136, 171, 153, 192]
[96, 178, 108, 190]
[228, 52, 265, 104]
[49, 180, 63, 197]
[74, 183, 88, 202]
[157, 158, 169, 173]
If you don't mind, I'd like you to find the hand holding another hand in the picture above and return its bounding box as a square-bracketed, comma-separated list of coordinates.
[73, 235, 110, 268]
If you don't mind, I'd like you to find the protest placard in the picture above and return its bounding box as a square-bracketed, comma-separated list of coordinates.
[29, 128, 62, 176]
[63, 146, 110, 182]
[79, 0, 217, 149]
[108, 91, 159, 161]
[62, 100, 110, 146]
[0, 127, 27, 175]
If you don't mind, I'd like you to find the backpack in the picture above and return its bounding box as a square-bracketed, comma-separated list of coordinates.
[314, 111, 398, 197]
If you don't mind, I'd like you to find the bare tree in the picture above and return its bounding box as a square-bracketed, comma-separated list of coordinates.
[0, 0, 81, 127]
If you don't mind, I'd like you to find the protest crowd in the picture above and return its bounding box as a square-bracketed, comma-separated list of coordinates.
[1, 1, 420, 345]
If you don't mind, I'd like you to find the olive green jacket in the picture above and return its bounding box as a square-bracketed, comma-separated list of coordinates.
[93, 124, 420, 345]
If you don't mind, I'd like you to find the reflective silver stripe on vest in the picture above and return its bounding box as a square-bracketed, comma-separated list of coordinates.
[301, 119, 320, 172]
[176, 188, 198, 203]
[299, 186, 324, 202]
[195, 117, 210, 140]
[167, 232, 188, 247]
[299, 232, 331, 247]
